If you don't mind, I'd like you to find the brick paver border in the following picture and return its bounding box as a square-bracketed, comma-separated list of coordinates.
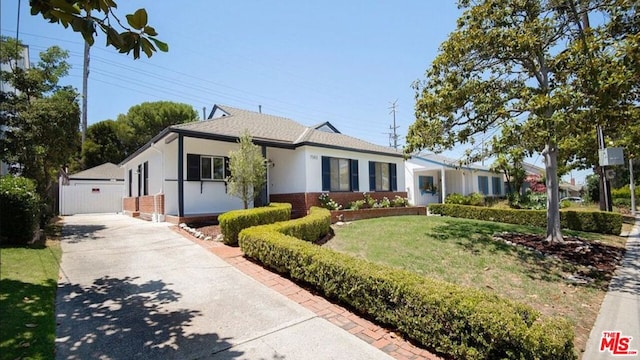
[172, 227, 442, 360]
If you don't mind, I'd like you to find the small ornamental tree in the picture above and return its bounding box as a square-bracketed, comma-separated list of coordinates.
[227, 131, 267, 209]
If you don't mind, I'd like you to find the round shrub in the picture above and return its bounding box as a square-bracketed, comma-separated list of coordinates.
[0, 176, 41, 245]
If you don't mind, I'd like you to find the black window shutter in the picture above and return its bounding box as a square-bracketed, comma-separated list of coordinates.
[390, 163, 398, 191]
[350, 159, 359, 191]
[224, 156, 231, 179]
[143, 161, 149, 195]
[369, 161, 376, 191]
[321, 156, 330, 191]
[187, 154, 200, 181]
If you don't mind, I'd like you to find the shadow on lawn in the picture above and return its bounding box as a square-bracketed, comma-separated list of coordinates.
[55, 276, 246, 359]
[430, 219, 607, 288]
[0, 279, 58, 360]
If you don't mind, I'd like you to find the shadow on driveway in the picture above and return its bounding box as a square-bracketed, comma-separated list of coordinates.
[61, 224, 106, 244]
[55, 276, 244, 359]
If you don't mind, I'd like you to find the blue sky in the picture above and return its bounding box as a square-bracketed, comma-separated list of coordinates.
[0, 1, 590, 183]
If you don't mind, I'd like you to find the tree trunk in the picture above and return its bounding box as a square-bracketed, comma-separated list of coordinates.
[543, 141, 563, 242]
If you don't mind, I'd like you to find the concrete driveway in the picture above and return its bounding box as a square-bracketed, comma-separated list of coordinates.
[55, 214, 392, 360]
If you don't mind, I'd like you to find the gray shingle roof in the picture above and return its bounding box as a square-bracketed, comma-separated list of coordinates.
[172, 105, 401, 156]
[69, 162, 123, 180]
[411, 153, 493, 171]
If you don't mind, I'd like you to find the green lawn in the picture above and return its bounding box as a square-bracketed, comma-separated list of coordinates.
[325, 215, 627, 352]
[0, 224, 62, 360]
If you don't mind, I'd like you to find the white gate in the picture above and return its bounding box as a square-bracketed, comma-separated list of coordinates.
[60, 182, 123, 215]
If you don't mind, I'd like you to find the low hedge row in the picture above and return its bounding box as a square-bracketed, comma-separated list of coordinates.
[218, 202, 291, 245]
[429, 204, 622, 235]
[239, 207, 575, 359]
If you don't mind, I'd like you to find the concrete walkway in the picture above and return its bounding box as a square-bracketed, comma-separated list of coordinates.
[55, 214, 393, 360]
[583, 217, 640, 359]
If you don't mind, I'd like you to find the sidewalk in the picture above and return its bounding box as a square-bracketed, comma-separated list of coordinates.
[583, 216, 640, 359]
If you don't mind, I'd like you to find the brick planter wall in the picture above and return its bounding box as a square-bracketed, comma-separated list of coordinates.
[330, 206, 427, 223]
[123, 197, 138, 212]
[139, 194, 165, 215]
[270, 191, 408, 218]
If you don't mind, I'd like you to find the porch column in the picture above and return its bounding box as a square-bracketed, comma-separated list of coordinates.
[440, 167, 446, 203]
[461, 171, 466, 195]
[178, 134, 184, 217]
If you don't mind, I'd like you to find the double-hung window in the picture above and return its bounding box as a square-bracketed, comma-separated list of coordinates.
[321, 156, 359, 192]
[368, 161, 398, 191]
[478, 176, 489, 195]
[492, 176, 502, 195]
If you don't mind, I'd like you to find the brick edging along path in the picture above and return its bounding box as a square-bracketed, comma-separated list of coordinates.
[171, 226, 442, 360]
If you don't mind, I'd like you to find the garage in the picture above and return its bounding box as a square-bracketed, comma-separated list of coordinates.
[59, 163, 124, 215]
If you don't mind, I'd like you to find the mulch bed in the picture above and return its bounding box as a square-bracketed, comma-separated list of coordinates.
[493, 232, 626, 284]
[188, 222, 221, 238]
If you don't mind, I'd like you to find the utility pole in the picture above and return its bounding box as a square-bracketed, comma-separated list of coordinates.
[81, 11, 91, 144]
[388, 100, 399, 150]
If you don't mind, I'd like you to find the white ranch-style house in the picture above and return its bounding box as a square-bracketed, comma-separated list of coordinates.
[120, 105, 406, 223]
[405, 154, 506, 206]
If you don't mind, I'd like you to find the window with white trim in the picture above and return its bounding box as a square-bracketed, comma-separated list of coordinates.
[187, 154, 228, 181]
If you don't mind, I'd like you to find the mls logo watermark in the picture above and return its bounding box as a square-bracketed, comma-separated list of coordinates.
[600, 331, 638, 356]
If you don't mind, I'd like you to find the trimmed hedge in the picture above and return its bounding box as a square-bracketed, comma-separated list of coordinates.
[429, 204, 622, 235]
[0, 176, 41, 245]
[239, 207, 575, 359]
[218, 202, 291, 245]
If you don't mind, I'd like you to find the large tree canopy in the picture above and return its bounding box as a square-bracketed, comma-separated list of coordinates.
[116, 101, 199, 155]
[81, 120, 127, 168]
[1, 37, 80, 215]
[405, 0, 638, 242]
[29, 0, 167, 59]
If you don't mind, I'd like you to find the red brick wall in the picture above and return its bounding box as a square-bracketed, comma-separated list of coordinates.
[330, 206, 426, 223]
[139, 194, 165, 214]
[270, 191, 408, 218]
[123, 197, 139, 212]
[269, 193, 307, 218]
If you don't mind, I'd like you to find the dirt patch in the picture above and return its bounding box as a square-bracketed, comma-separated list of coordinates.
[494, 232, 625, 285]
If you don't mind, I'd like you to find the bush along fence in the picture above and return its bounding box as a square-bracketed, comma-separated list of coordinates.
[429, 204, 622, 235]
[218, 202, 291, 245]
[0, 176, 41, 245]
[239, 207, 575, 359]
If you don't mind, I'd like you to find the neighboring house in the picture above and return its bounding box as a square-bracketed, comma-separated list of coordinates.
[559, 180, 584, 198]
[119, 105, 405, 223]
[405, 154, 505, 206]
[59, 162, 124, 215]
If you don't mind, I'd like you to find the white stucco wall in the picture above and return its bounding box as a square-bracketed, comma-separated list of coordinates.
[181, 137, 244, 214]
[303, 146, 404, 193]
[122, 145, 163, 198]
[268, 147, 306, 194]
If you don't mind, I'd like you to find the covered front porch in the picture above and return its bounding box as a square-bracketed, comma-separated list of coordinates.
[407, 167, 474, 206]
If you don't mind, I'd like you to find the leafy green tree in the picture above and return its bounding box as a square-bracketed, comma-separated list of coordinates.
[0, 38, 80, 219]
[29, 1, 167, 59]
[82, 120, 127, 168]
[227, 132, 266, 209]
[116, 101, 198, 155]
[405, 0, 636, 242]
